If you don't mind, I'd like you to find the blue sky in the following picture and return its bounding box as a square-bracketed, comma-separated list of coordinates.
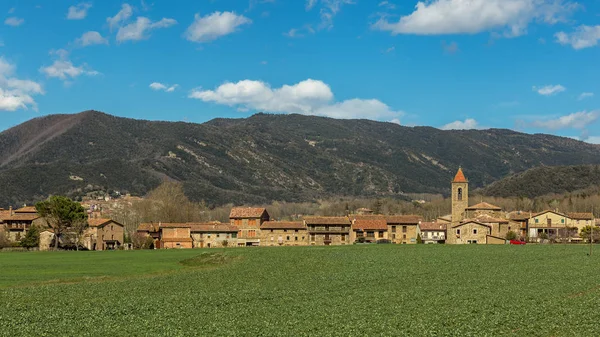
[1, 0, 600, 142]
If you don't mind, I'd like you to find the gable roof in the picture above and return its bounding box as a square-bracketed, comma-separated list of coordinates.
[190, 222, 238, 233]
[531, 210, 567, 218]
[471, 214, 509, 224]
[353, 218, 388, 231]
[137, 223, 158, 232]
[304, 216, 351, 225]
[14, 206, 37, 213]
[229, 207, 268, 219]
[3, 213, 40, 221]
[88, 218, 123, 228]
[452, 220, 491, 229]
[385, 215, 423, 224]
[419, 222, 447, 231]
[452, 167, 467, 183]
[261, 221, 306, 230]
[568, 212, 594, 220]
[159, 223, 191, 228]
[466, 202, 501, 211]
[508, 211, 531, 221]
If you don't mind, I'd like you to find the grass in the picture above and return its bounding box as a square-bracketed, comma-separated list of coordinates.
[1, 245, 600, 336]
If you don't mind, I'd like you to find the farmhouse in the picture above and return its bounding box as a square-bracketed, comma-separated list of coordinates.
[83, 219, 125, 251]
[229, 207, 270, 247]
[0, 206, 44, 242]
[260, 221, 308, 246]
[419, 222, 446, 244]
[386, 215, 422, 244]
[190, 222, 238, 248]
[305, 216, 351, 245]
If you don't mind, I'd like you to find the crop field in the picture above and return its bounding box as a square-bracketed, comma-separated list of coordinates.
[1, 245, 600, 336]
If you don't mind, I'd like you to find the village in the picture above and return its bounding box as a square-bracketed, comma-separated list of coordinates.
[0, 168, 597, 251]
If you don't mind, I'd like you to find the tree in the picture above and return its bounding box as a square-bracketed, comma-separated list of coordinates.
[416, 234, 423, 244]
[20, 225, 40, 249]
[505, 231, 517, 241]
[580, 226, 600, 242]
[35, 196, 87, 250]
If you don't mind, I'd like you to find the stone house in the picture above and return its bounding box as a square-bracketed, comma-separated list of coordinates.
[1, 206, 44, 242]
[567, 213, 595, 232]
[260, 221, 308, 246]
[386, 215, 422, 244]
[83, 218, 124, 250]
[527, 210, 571, 240]
[229, 207, 270, 247]
[153, 223, 193, 249]
[190, 222, 238, 248]
[451, 220, 492, 244]
[351, 216, 388, 243]
[419, 222, 446, 244]
[304, 216, 351, 245]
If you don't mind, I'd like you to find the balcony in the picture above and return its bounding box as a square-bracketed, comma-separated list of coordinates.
[308, 227, 349, 234]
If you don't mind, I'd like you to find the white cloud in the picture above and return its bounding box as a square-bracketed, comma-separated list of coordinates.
[578, 92, 594, 100]
[39, 49, 99, 81]
[189, 78, 403, 120]
[284, 25, 315, 38]
[107, 4, 133, 31]
[441, 118, 481, 130]
[67, 3, 92, 20]
[533, 84, 566, 96]
[184, 12, 251, 43]
[373, 0, 578, 36]
[307, 0, 356, 30]
[379, 1, 396, 10]
[149, 82, 178, 92]
[75, 31, 109, 46]
[0, 57, 44, 111]
[530, 111, 599, 130]
[5, 17, 24, 27]
[555, 25, 600, 49]
[116, 17, 177, 42]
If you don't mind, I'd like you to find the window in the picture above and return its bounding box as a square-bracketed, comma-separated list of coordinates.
[535, 218, 539, 223]
[456, 229, 461, 235]
[232, 233, 237, 238]
[378, 231, 384, 237]
[286, 236, 290, 241]
[295, 230, 299, 233]
[341, 235, 346, 241]
[561, 219, 565, 224]
[457, 188, 463, 201]
[295, 237, 298, 241]
[284, 229, 288, 233]
[473, 229, 478, 235]
[403, 234, 406, 239]
[207, 234, 211, 239]
[310, 234, 315, 241]
[392, 233, 396, 239]
[391, 226, 396, 232]
[467, 240, 478, 244]
[402, 226, 407, 233]
[270, 229, 274, 233]
[249, 230, 256, 237]
[216, 234, 220, 238]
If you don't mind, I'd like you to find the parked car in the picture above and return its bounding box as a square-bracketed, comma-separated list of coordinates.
[510, 240, 526, 245]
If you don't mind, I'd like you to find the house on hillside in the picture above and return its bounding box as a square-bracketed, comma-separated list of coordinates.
[159, 223, 193, 249]
[419, 222, 446, 244]
[260, 221, 308, 246]
[190, 222, 238, 248]
[1, 206, 45, 242]
[229, 207, 270, 247]
[83, 219, 124, 250]
[304, 216, 351, 245]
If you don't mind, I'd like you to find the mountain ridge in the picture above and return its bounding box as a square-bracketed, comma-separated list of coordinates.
[0, 110, 599, 206]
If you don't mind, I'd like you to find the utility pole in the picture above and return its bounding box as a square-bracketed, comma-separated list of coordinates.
[590, 206, 594, 256]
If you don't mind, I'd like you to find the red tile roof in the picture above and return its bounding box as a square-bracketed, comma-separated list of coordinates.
[419, 222, 447, 231]
[137, 223, 158, 232]
[304, 216, 351, 225]
[190, 222, 238, 232]
[229, 207, 268, 219]
[385, 215, 423, 224]
[3, 214, 40, 221]
[88, 218, 122, 228]
[466, 202, 501, 211]
[568, 212, 594, 220]
[353, 218, 388, 231]
[452, 167, 468, 183]
[471, 214, 509, 224]
[14, 206, 37, 213]
[261, 221, 306, 230]
[508, 211, 531, 221]
[161, 237, 193, 243]
[159, 223, 191, 228]
[452, 220, 491, 229]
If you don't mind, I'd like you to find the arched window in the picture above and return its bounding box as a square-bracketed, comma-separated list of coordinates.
[457, 188, 463, 201]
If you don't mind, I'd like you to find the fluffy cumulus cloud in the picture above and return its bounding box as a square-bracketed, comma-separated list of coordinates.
[373, 0, 578, 36]
[0, 57, 44, 111]
[533, 84, 566, 96]
[184, 12, 251, 43]
[4, 17, 24, 27]
[555, 25, 600, 49]
[189, 79, 403, 120]
[440, 118, 480, 130]
[530, 111, 599, 130]
[39, 49, 99, 81]
[67, 2, 92, 20]
[75, 31, 109, 46]
[116, 17, 177, 42]
[149, 82, 178, 92]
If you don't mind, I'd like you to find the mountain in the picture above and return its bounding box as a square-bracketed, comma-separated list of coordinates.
[1, 110, 600, 206]
[481, 165, 600, 198]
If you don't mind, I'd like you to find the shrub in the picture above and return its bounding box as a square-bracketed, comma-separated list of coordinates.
[505, 231, 517, 241]
[416, 234, 423, 244]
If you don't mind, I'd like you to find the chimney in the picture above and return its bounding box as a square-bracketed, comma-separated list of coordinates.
[9, 206, 13, 216]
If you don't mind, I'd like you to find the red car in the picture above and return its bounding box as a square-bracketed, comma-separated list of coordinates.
[510, 240, 526, 245]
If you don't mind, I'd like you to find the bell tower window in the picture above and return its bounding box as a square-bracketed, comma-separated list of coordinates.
[457, 188, 463, 201]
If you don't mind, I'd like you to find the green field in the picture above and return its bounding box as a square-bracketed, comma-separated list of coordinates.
[1, 245, 600, 336]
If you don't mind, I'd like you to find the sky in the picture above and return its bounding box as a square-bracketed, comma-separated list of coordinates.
[0, 0, 600, 142]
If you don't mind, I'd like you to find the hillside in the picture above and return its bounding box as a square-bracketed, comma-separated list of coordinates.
[481, 165, 600, 198]
[1, 110, 600, 206]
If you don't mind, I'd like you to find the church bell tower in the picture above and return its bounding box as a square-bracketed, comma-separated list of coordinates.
[451, 167, 469, 224]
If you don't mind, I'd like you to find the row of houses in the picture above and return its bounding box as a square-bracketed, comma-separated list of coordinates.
[136, 208, 427, 248]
